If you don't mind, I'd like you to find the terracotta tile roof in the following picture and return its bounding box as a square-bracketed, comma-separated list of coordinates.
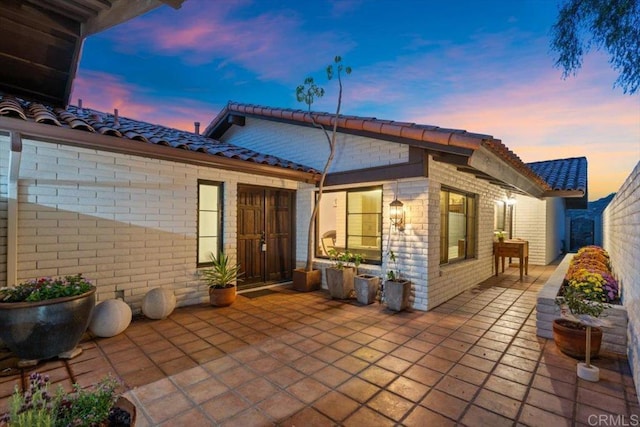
[206, 102, 552, 192]
[0, 95, 318, 174]
[527, 157, 587, 193]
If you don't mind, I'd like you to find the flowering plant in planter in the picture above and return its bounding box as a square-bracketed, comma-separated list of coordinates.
[555, 245, 617, 381]
[0, 372, 134, 427]
[0, 274, 94, 302]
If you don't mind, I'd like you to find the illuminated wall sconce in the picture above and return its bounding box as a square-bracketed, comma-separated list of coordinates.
[389, 198, 405, 231]
[505, 191, 517, 206]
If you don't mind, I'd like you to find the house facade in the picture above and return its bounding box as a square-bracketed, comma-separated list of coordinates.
[0, 97, 586, 312]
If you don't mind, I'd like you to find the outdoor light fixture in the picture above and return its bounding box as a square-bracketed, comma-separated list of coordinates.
[505, 191, 517, 206]
[389, 198, 405, 231]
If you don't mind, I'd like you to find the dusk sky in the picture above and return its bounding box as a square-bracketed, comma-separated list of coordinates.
[72, 0, 640, 201]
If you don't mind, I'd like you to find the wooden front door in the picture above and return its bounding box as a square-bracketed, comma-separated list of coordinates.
[237, 185, 294, 289]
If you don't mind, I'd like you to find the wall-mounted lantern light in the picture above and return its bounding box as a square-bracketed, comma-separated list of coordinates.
[389, 198, 405, 231]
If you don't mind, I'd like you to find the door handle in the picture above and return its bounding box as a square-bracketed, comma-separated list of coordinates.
[260, 232, 266, 252]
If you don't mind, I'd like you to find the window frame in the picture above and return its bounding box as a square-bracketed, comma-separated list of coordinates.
[315, 185, 383, 265]
[197, 179, 223, 268]
[439, 186, 478, 265]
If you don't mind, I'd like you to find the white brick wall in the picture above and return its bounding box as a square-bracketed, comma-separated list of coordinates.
[4, 137, 297, 311]
[426, 159, 509, 309]
[0, 136, 8, 286]
[222, 118, 410, 172]
[603, 160, 640, 405]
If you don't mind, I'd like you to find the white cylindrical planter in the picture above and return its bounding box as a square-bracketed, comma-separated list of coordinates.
[577, 362, 600, 382]
[142, 288, 176, 320]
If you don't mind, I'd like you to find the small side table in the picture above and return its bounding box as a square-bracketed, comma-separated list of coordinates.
[494, 239, 529, 281]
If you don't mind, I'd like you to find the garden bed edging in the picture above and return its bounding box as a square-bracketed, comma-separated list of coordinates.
[536, 253, 628, 354]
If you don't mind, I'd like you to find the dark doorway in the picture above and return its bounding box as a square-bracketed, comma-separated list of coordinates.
[237, 185, 294, 290]
[570, 217, 594, 251]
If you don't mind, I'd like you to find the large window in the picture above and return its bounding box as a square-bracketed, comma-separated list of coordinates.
[198, 180, 223, 266]
[440, 187, 477, 264]
[316, 187, 382, 263]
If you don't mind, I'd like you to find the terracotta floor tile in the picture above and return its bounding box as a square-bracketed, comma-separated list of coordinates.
[290, 355, 328, 375]
[459, 353, 496, 373]
[462, 404, 514, 427]
[257, 391, 305, 421]
[270, 345, 305, 363]
[420, 388, 467, 420]
[235, 377, 280, 404]
[577, 386, 628, 414]
[143, 391, 193, 425]
[347, 332, 376, 345]
[170, 366, 211, 389]
[367, 338, 399, 353]
[330, 338, 361, 353]
[217, 365, 258, 388]
[501, 353, 539, 372]
[535, 362, 577, 384]
[132, 377, 178, 404]
[119, 366, 166, 388]
[337, 377, 381, 403]
[448, 363, 489, 386]
[200, 390, 249, 422]
[531, 374, 576, 400]
[402, 338, 435, 354]
[387, 376, 429, 402]
[286, 377, 331, 404]
[404, 405, 456, 427]
[506, 344, 542, 361]
[159, 355, 198, 376]
[475, 337, 510, 352]
[526, 388, 574, 418]
[265, 365, 305, 388]
[435, 375, 479, 402]
[366, 389, 413, 421]
[281, 406, 336, 427]
[493, 364, 534, 385]
[291, 338, 324, 354]
[417, 353, 455, 373]
[312, 364, 351, 388]
[403, 364, 443, 387]
[376, 354, 412, 374]
[474, 388, 522, 419]
[310, 346, 344, 363]
[342, 405, 396, 427]
[429, 345, 464, 362]
[358, 365, 398, 388]
[184, 376, 229, 404]
[220, 407, 275, 427]
[313, 390, 360, 422]
[519, 403, 572, 427]
[333, 355, 370, 374]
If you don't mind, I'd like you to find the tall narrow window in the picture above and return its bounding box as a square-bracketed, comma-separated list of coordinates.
[316, 187, 383, 263]
[440, 187, 477, 264]
[198, 181, 222, 266]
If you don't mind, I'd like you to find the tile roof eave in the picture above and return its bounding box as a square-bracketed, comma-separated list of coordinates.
[207, 102, 552, 196]
[0, 116, 321, 184]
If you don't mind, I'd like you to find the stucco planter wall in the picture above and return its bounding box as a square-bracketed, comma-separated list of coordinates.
[536, 253, 628, 354]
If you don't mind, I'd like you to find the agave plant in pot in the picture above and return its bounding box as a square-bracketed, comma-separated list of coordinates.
[201, 252, 244, 307]
[0, 274, 96, 365]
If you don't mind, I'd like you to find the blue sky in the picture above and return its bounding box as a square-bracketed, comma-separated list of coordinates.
[72, 0, 640, 200]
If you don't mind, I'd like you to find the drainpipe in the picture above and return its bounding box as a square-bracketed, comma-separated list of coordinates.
[7, 131, 22, 287]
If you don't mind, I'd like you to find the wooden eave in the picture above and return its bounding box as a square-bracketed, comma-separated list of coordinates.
[0, 0, 185, 107]
[0, 116, 319, 184]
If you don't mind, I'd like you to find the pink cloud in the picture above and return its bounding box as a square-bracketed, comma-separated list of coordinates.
[107, 2, 355, 81]
[71, 71, 219, 132]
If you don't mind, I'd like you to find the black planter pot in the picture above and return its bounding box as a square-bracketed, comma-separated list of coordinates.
[0, 288, 96, 361]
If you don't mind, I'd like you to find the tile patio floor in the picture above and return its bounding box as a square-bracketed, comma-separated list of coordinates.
[1, 263, 638, 426]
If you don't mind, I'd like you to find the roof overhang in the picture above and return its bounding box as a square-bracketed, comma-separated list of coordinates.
[0, 0, 185, 107]
[0, 116, 319, 184]
[208, 105, 550, 198]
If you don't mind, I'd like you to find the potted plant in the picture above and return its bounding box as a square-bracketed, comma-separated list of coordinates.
[292, 56, 352, 292]
[495, 230, 506, 242]
[554, 246, 617, 381]
[383, 250, 411, 311]
[353, 254, 379, 305]
[325, 249, 356, 299]
[201, 252, 243, 307]
[0, 274, 96, 364]
[1, 372, 136, 426]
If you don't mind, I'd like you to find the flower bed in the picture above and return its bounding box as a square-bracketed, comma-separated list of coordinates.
[536, 247, 628, 354]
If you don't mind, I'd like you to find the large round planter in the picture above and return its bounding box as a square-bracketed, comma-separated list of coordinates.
[111, 395, 137, 426]
[209, 286, 236, 307]
[552, 318, 602, 359]
[0, 288, 96, 361]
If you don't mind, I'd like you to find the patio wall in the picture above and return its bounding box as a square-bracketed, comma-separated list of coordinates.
[603, 160, 640, 404]
[0, 136, 299, 309]
[513, 195, 565, 265]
